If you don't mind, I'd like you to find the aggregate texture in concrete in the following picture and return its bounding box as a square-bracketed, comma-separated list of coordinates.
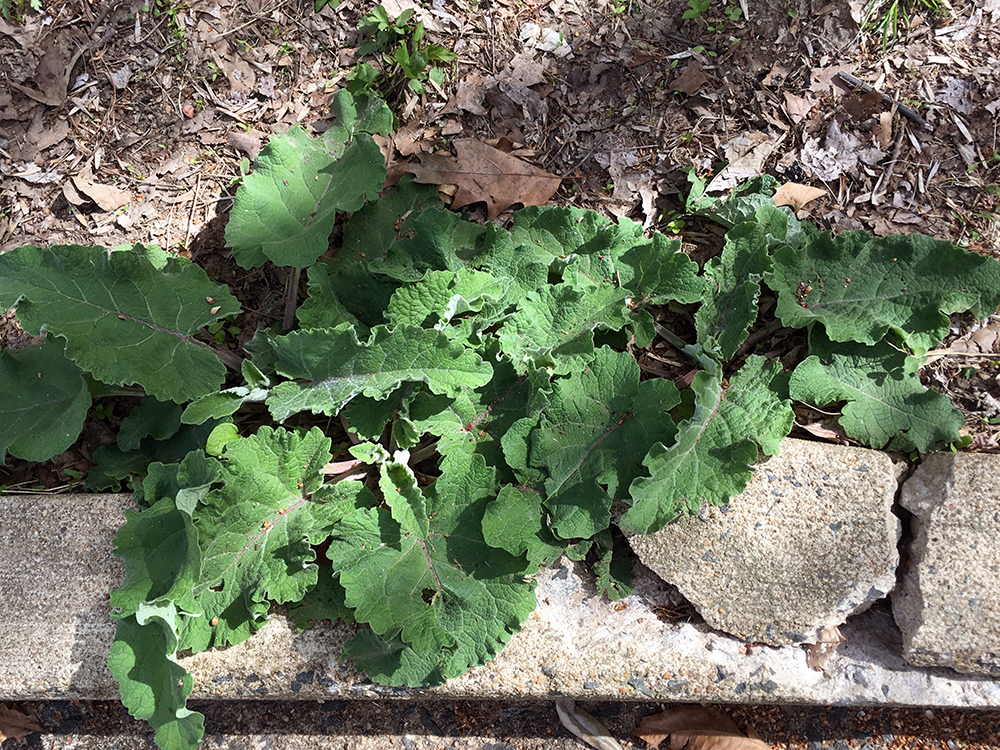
[892, 452, 1000, 677]
[627, 439, 906, 645]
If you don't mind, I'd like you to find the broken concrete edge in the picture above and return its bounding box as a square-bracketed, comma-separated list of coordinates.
[1, 438, 999, 707]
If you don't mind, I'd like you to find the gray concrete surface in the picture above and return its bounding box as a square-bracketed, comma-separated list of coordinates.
[2, 439, 1000, 710]
[893, 452, 1000, 677]
[628, 439, 905, 645]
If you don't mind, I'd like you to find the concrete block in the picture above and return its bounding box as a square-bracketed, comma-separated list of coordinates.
[893, 452, 1000, 676]
[0, 494, 126, 699]
[3, 460, 1000, 707]
[628, 439, 905, 645]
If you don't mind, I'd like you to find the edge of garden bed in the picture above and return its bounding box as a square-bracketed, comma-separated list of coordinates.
[2, 438, 999, 708]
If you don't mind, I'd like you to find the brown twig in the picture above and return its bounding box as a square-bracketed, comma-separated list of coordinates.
[836, 71, 930, 130]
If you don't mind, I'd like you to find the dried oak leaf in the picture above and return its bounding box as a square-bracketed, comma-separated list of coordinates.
[71, 174, 132, 212]
[672, 59, 717, 96]
[403, 139, 561, 220]
[772, 181, 827, 213]
[634, 706, 769, 750]
[0, 704, 43, 743]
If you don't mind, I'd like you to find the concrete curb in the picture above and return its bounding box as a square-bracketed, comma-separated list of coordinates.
[2, 439, 999, 707]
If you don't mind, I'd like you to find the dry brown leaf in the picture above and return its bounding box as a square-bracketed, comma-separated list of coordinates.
[707, 132, 783, 193]
[807, 624, 847, 671]
[393, 121, 434, 156]
[227, 130, 264, 161]
[808, 65, 853, 95]
[761, 63, 792, 86]
[634, 706, 770, 750]
[773, 182, 827, 213]
[782, 92, 814, 124]
[71, 174, 132, 212]
[453, 72, 489, 115]
[672, 59, 716, 96]
[797, 420, 849, 444]
[0, 704, 43, 743]
[404, 139, 561, 220]
[10, 28, 87, 106]
[950, 320, 1000, 354]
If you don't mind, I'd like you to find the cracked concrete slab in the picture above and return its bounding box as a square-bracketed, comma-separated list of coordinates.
[893, 451, 1000, 676]
[628, 439, 905, 645]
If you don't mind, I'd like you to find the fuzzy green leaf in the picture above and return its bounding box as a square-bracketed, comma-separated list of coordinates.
[620, 233, 704, 304]
[267, 325, 492, 421]
[181, 360, 271, 425]
[790, 327, 962, 452]
[505, 206, 702, 304]
[110, 497, 203, 618]
[287, 565, 355, 631]
[695, 218, 774, 360]
[482, 485, 565, 571]
[0, 244, 240, 403]
[226, 91, 392, 269]
[687, 173, 782, 228]
[407, 343, 551, 486]
[120, 397, 182, 452]
[108, 603, 205, 750]
[296, 179, 444, 332]
[0, 337, 90, 462]
[498, 284, 631, 374]
[593, 528, 634, 601]
[138, 450, 220, 514]
[179, 427, 370, 652]
[85, 420, 222, 492]
[623, 355, 793, 535]
[387, 269, 507, 330]
[532, 347, 681, 539]
[770, 229, 1000, 353]
[508, 205, 645, 274]
[368, 207, 482, 281]
[340, 177, 443, 262]
[327, 452, 535, 686]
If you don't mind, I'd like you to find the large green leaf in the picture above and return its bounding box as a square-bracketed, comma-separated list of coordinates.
[622, 355, 793, 535]
[0, 244, 240, 402]
[790, 327, 962, 452]
[482, 485, 565, 571]
[179, 427, 370, 652]
[295, 179, 444, 332]
[0, 336, 90, 462]
[386, 268, 508, 330]
[326, 451, 536, 686]
[368, 207, 483, 281]
[110, 497, 203, 618]
[266, 325, 493, 421]
[226, 90, 393, 269]
[85, 419, 222, 492]
[119, 397, 182, 452]
[770, 229, 1000, 353]
[686, 173, 783, 228]
[695, 216, 775, 361]
[505, 206, 702, 305]
[498, 283, 631, 374]
[407, 345, 551, 486]
[531, 347, 680, 539]
[108, 603, 205, 750]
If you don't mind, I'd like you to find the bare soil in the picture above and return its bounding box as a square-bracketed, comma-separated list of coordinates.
[2, 699, 1000, 750]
